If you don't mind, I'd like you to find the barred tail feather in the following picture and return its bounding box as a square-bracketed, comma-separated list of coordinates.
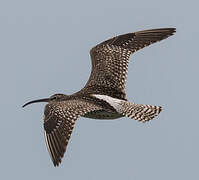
[120, 101, 162, 122]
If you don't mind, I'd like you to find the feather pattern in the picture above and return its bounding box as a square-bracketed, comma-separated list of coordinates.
[81, 28, 176, 99]
[23, 28, 176, 167]
[43, 99, 102, 166]
[119, 101, 162, 122]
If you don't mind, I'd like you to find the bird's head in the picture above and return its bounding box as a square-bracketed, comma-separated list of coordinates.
[22, 93, 67, 108]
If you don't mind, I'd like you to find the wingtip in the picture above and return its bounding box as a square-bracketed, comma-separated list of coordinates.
[134, 27, 176, 40]
[168, 27, 176, 35]
[53, 162, 60, 167]
[165, 27, 176, 36]
[154, 27, 176, 35]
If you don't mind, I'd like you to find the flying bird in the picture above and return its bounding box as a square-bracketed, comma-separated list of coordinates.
[23, 28, 176, 166]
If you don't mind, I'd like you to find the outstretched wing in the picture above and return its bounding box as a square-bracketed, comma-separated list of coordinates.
[83, 28, 176, 99]
[43, 99, 102, 166]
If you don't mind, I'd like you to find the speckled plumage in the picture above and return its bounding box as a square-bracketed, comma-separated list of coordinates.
[43, 99, 103, 166]
[23, 28, 176, 166]
[81, 28, 176, 99]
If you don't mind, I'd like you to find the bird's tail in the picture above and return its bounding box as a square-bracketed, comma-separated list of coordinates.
[119, 101, 162, 122]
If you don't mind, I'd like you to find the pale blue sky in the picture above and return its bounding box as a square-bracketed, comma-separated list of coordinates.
[0, 0, 198, 179]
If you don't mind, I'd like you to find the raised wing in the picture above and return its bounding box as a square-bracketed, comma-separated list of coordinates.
[43, 99, 102, 166]
[83, 28, 176, 99]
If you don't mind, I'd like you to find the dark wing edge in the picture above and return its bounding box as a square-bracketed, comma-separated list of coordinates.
[90, 28, 176, 55]
[43, 100, 102, 167]
[89, 28, 176, 69]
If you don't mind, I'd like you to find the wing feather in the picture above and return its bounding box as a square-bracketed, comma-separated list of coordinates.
[82, 28, 176, 99]
[43, 99, 102, 166]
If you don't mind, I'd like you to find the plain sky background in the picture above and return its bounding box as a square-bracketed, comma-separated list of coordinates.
[0, 0, 198, 179]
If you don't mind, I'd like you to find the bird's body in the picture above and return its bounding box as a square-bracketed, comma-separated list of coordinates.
[23, 28, 176, 166]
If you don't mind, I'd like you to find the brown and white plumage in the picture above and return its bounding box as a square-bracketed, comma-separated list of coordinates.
[43, 99, 103, 166]
[23, 28, 176, 166]
[82, 28, 176, 99]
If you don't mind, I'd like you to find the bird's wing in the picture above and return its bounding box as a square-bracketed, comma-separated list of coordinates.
[83, 28, 175, 99]
[43, 99, 102, 166]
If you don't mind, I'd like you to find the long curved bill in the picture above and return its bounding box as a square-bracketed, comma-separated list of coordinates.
[22, 98, 49, 108]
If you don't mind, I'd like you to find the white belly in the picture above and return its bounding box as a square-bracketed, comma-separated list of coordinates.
[83, 94, 125, 119]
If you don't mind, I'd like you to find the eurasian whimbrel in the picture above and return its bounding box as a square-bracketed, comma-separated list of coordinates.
[23, 28, 176, 166]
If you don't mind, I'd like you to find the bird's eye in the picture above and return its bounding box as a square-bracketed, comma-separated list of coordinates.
[52, 96, 57, 100]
